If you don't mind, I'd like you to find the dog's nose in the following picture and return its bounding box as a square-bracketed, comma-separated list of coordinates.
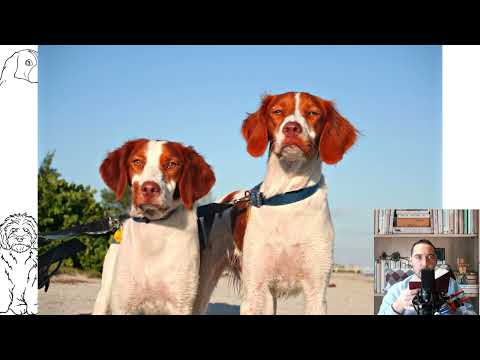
[282, 121, 302, 137]
[141, 181, 161, 196]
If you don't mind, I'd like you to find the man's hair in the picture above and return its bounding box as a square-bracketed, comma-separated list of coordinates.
[410, 239, 436, 255]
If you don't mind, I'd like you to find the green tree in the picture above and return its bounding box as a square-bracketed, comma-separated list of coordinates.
[100, 187, 131, 217]
[38, 152, 110, 275]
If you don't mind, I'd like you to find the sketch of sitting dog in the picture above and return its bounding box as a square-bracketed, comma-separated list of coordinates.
[0, 49, 38, 88]
[0, 213, 38, 315]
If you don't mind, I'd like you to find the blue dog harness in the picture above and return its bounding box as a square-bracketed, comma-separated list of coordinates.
[196, 175, 324, 248]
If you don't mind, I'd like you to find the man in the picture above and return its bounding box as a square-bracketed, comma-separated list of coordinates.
[378, 239, 476, 315]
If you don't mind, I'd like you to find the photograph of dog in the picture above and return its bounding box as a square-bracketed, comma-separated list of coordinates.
[0, 213, 38, 315]
[92, 139, 219, 314]
[208, 92, 357, 314]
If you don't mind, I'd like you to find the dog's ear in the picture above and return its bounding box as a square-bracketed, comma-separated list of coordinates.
[241, 95, 273, 157]
[178, 146, 216, 210]
[318, 100, 357, 164]
[23, 213, 38, 249]
[100, 139, 148, 200]
[0, 219, 11, 250]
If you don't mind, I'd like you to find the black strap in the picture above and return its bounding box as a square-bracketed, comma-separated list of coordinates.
[196, 203, 234, 250]
[39, 214, 131, 244]
[38, 238, 87, 291]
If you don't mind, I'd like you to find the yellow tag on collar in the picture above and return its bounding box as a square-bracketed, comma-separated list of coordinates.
[113, 228, 122, 244]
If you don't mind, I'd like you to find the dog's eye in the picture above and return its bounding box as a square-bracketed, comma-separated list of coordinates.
[132, 159, 143, 166]
[25, 59, 32, 66]
[272, 109, 283, 115]
[307, 111, 319, 116]
[165, 161, 179, 169]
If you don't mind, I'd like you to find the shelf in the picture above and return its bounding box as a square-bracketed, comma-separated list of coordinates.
[374, 234, 478, 239]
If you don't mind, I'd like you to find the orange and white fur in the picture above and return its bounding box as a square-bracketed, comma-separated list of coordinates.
[92, 139, 216, 315]
[223, 92, 358, 315]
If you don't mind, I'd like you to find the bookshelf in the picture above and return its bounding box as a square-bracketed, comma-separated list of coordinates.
[373, 209, 480, 315]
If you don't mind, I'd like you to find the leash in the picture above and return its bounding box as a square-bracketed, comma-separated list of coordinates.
[195, 176, 324, 247]
[230, 176, 324, 208]
[38, 214, 132, 292]
[39, 179, 323, 292]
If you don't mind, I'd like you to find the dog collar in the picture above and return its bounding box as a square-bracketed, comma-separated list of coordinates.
[131, 207, 178, 224]
[249, 175, 324, 208]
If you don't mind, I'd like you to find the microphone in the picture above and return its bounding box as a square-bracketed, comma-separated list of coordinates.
[412, 268, 437, 315]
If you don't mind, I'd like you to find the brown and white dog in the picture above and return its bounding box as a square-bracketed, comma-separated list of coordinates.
[220, 91, 358, 315]
[92, 139, 216, 315]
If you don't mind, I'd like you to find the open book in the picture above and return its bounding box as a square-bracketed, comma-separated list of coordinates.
[408, 268, 451, 293]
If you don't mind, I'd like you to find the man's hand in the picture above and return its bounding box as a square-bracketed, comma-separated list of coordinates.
[392, 288, 419, 314]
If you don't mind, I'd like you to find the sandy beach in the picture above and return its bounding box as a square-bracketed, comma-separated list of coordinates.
[38, 272, 374, 315]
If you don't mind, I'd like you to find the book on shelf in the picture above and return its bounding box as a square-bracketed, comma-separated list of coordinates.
[392, 227, 433, 234]
[396, 209, 430, 218]
[443, 209, 448, 234]
[375, 209, 479, 235]
[449, 211, 454, 234]
[396, 217, 430, 227]
[389, 209, 394, 234]
[460, 210, 464, 234]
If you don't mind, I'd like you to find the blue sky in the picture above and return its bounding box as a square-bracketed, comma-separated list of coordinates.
[38, 45, 442, 267]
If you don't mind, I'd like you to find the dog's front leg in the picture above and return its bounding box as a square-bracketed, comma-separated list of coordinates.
[302, 265, 332, 315]
[264, 292, 277, 315]
[240, 278, 270, 315]
[93, 244, 119, 315]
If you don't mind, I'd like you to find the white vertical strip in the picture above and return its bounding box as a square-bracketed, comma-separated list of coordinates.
[0, 45, 38, 315]
[443, 45, 480, 208]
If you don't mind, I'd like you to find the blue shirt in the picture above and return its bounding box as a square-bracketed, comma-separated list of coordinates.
[378, 274, 476, 315]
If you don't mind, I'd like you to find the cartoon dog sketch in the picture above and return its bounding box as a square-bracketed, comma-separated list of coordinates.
[0, 49, 38, 88]
[0, 213, 38, 315]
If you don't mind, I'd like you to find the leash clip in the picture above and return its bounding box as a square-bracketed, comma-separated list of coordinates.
[248, 188, 264, 207]
[233, 190, 251, 205]
[231, 188, 265, 207]
[108, 216, 121, 232]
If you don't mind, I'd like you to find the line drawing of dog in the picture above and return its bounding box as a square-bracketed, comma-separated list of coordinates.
[0, 213, 38, 315]
[0, 49, 38, 88]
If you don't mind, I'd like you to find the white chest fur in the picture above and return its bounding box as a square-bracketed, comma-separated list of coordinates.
[111, 209, 200, 314]
[241, 185, 334, 297]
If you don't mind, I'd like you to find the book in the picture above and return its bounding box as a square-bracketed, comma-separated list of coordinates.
[396, 217, 430, 227]
[389, 209, 394, 234]
[393, 227, 434, 234]
[396, 212, 430, 218]
[408, 268, 451, 292]
[460, 210, 463, 234]
[443, 209, 448, 234]
[439, 209, 443, 234]
[449, 210, 454, 234]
